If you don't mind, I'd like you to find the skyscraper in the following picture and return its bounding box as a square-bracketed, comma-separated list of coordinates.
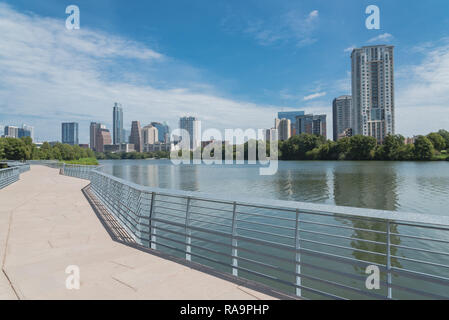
[142, 124, 158, 145]
[129, 121, 143, 152]
[113, 102, 124, 145]
[21, 124, 34, 141]
[278, 111, 305, 135]
[96, 129, 112, 153]
[278, 119, 291, 141]
[296, 114, 327, 137]
[332, 95, 352, 141]
[351, 45, 395, 143]
[179, 116, 200, 150]
[4, 126, 19, 138]
[90, 122, 106, 151]
[151, 122, 170, 143]
[61, 122, 79, 145]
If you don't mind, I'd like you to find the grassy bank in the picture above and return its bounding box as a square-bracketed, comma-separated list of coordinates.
[61, 157, 99, 165]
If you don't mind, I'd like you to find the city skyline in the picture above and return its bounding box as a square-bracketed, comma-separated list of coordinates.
[1, 2, 449, 143]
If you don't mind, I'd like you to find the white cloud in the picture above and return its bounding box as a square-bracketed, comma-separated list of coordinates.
[367, 33, 394, 43]
[0, 4, 281, 142]
[303, 92, 327, 101]
[396, 40, 449, 136]
[243, 9, 319, 47]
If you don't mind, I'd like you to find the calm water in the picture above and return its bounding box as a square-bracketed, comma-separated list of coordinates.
[100, 159, 449, 216]
[99, 160, 449, 299]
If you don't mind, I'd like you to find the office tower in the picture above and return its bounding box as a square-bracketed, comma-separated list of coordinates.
[296, 114, 327, 137]
[278, 119, 291, 141]
[179, 116, 200, 150]
[312, 114, 327, 137]
[61, 122, 79, 145]
[4, 126, 19, 138]
[265, 128, 278, 141]
[142, 124, 159, 145]
[96, 129, 112, 153]
[351, 45, 395, 143]
[151, 122, 170, 143]
[90, 122, 106, 151]
[278, 111, 305, 135]
[129, 121, 143, 152]
[113, 102, 124, 145]
[21, 124, 34, 141]
[332, 96, 353, 141]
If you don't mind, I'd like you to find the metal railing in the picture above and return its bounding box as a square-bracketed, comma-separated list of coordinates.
[38, 163, 449, 300]
[0, 162, 30, 189]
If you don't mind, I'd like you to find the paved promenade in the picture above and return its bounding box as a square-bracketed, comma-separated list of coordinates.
[0, 165, 275, 300]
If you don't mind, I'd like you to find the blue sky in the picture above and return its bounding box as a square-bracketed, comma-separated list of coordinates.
[1, 0, 449, 142]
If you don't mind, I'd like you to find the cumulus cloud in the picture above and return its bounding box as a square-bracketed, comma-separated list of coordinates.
[367, 33, 394, 43]
[396, 39, 449, 136]
[0, 4, 281, 142]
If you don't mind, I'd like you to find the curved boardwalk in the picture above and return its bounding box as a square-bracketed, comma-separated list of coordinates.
[0, 165, 275, 300]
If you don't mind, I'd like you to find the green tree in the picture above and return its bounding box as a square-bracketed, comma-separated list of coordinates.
[427, 132, 446, 151]
[414, 136, 434, 160]
[347, 135, 377, 160]
[376, 134, 405, 160]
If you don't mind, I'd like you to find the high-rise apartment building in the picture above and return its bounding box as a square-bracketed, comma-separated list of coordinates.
[278, 119, 291, 141]
[351, 45, 395, 143]
[113, 102, 124, 145]
[142, 124, 159, 145]
[129, 121, 143, 152]
[4, 126, 19, 138]
[21, 124, 34, 141]
[61, 122, 79, 145]
[96, 128, 112, 153]
[179, 116, 200, 150]
[278, 111, 305, 135]
[332, 96, 353, 141]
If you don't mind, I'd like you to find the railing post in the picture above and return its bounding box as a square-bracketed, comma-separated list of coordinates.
[295, 209, 302, 297]
[386, 220, 392, 299]
[231, 202, 238, 277]
[149, 192, 157, 250]
[185, 197, 192, 261]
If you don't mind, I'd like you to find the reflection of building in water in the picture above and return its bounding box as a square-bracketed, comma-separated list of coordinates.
[332, 165, 401, 270]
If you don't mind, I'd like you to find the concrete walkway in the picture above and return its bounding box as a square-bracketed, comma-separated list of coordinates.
[0, 166, 275, 300]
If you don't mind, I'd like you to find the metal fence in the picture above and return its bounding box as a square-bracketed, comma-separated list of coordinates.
[0, 162, 30, 189]
[39, 163, 449, 299]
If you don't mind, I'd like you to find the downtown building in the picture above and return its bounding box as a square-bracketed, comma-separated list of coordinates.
[278, 111, 305, 136]
[89, 122, 106, 151]
[96, 128, 112, 152]
[296, 114, 327, 137]
[61, 122, 79, 145]
[277, 119, 291, 141]
[129, 121, 143, 152]
[351, 45, 395, 143]
[113, 102, 124, 145]
[179, 116, 201, 151]
[332, 95, 352, 141]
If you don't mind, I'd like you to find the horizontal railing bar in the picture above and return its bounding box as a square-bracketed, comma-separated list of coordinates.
[298, 228, 387, 246]
[189, 203, 235, 214]
[391, 243, 449, 257]
[300, 219, 388, 235]
[391, 266, 449, 284]
[236, 226, 294, 240]
[390, 232, 449, 245]
[235, 218, 296, 231]
[391, 255, 449, 270]
[299, 238, 387, 257]
[188, 210, 234, 221]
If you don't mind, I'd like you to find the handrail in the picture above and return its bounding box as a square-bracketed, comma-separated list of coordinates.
[0, 162, 30, 189]
[32, 161, 449, 300]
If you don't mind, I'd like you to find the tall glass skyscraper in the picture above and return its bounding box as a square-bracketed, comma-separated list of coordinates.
[151, 122, 170, 143]
[113, 102, 123, 145]
[61, 122, 79, 145]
